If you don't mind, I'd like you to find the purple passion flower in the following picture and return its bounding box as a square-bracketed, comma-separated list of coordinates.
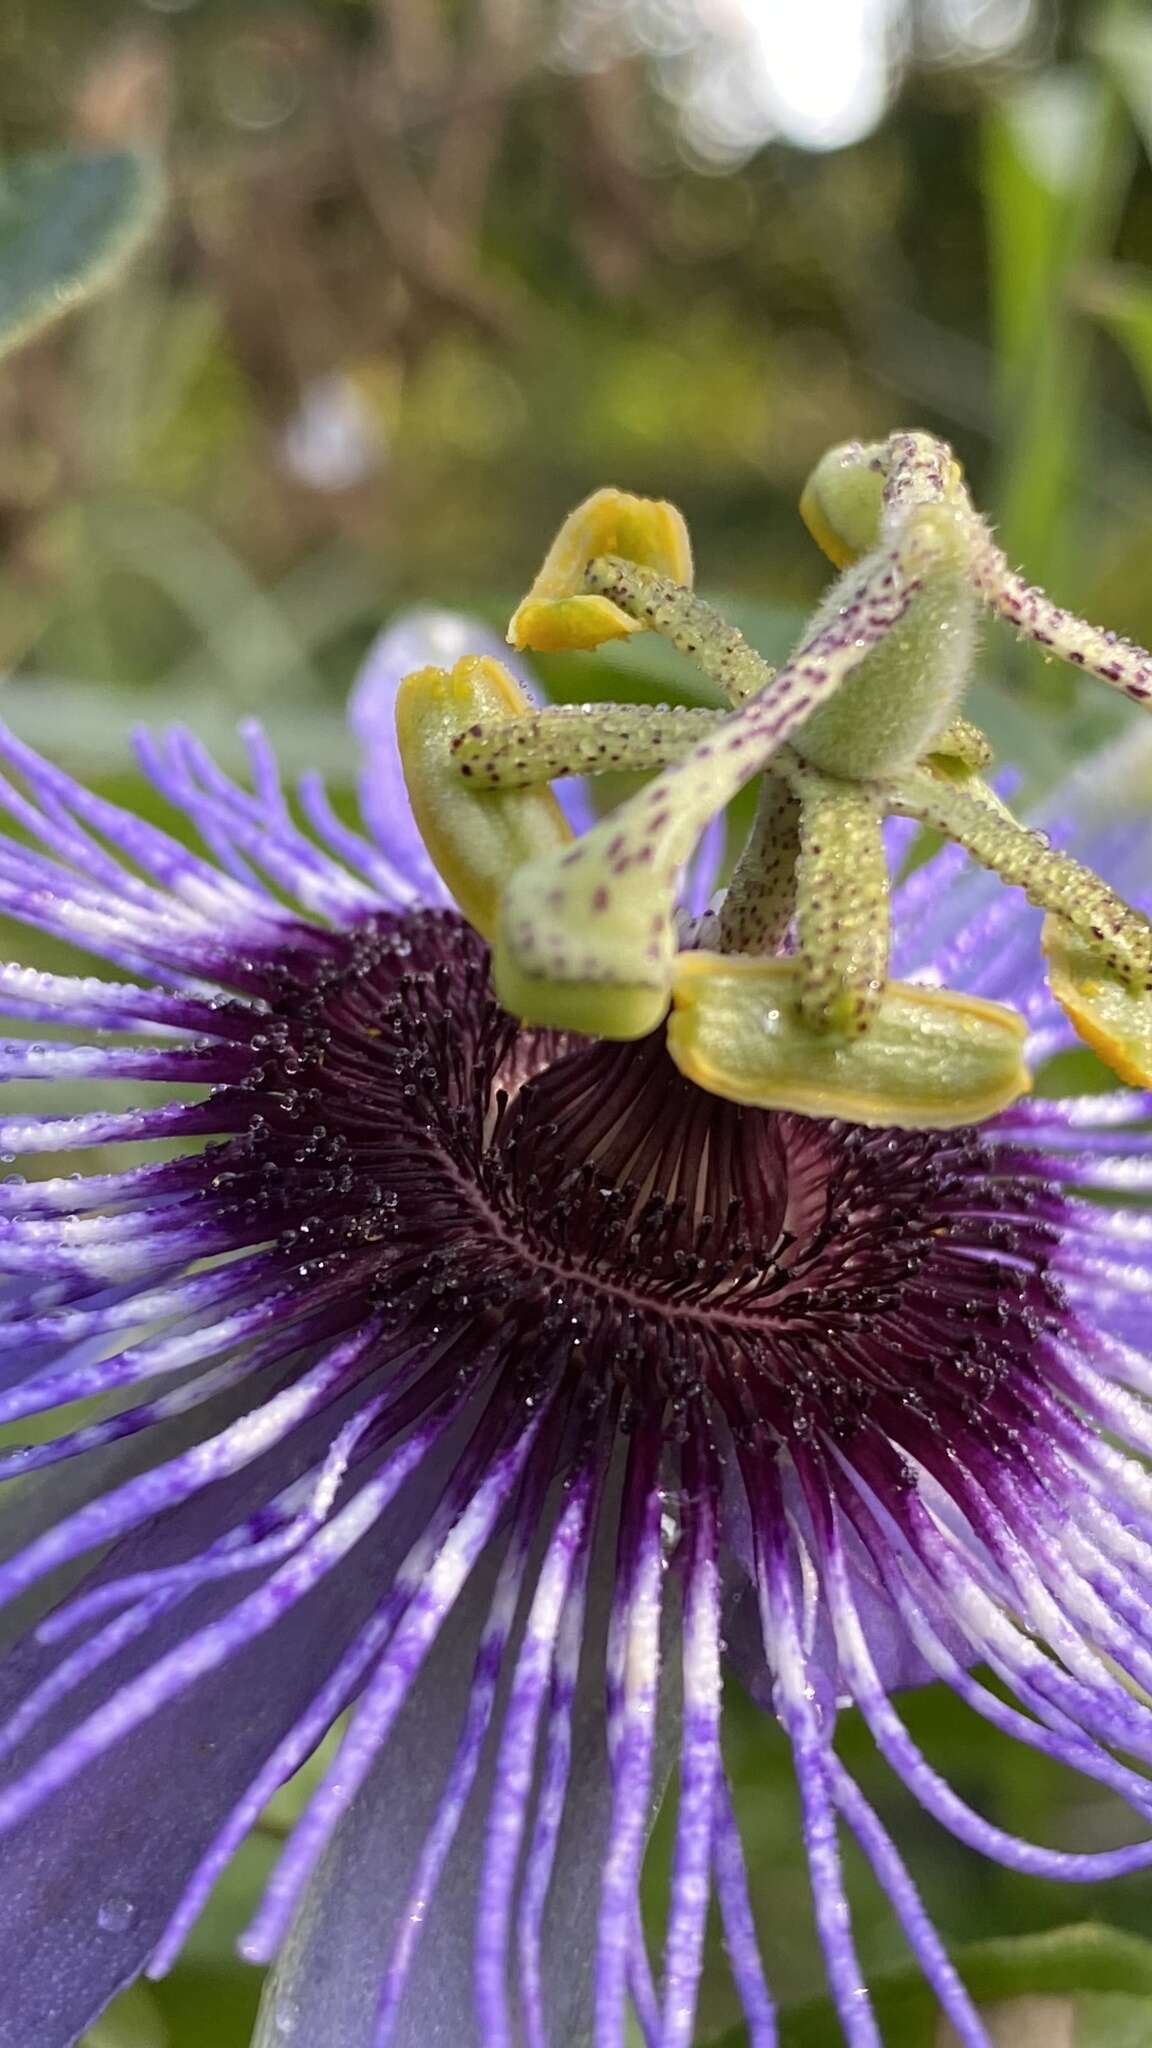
[0, 632, 1150, 2048]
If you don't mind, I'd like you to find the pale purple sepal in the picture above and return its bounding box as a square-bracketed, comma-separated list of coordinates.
[254, 1515, 682, 2048]
[0, 1446, 399, 2045]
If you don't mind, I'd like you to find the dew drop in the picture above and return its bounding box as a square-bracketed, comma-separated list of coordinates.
[97, 1894, 136, 1935]
[273, 1993, 301, 2037]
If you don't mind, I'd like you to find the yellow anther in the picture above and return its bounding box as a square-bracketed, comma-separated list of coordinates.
[666, 953, 1031, 1130]
[395, 657, 571, 941]
[508, 487, 693, 653]
[1043, 915, 1152, 1088]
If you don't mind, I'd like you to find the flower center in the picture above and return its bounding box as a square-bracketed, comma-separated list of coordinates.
[218, 908, 1063, 1445]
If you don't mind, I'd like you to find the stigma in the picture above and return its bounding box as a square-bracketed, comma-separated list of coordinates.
[391, 439, 1152, 1126]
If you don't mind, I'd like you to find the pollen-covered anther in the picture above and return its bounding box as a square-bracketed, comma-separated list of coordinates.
[507, 487, 693, 653]
[1043, 913, 1152, 1087]
[394, 655, 571, 940]
[667, 952, 1031, 1129]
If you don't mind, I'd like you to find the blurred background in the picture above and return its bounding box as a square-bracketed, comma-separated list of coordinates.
[4, 0, 1152, 781]
[6, 0, 1152, 2043]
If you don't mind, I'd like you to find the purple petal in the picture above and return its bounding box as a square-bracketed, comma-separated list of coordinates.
[721, 1453, 964, 1704]
[829, 1760, 987, 2047]
[472, 1468, 597, 2046]
[251, 1560, 599, 2048]
[682, 809, 725, 922]
[0, 1424, 448, 2047]
[253, 1483, 683, 2048]
[659, 1420, 722, 2048]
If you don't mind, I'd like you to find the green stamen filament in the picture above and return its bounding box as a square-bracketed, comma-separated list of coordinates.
[890, 771, 1152, 986]
[715, 774, 801, 955]
[788, 766, 891, 1035]
[583, 557, 772, 705]
[451, 703, 721, 787]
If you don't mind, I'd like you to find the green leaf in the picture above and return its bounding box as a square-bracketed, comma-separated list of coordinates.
[0, 150, 163, 362]
[146, 1831, 277, 2046]
[983, 70, 1103, 389]
[706, 1924, 1152, 2047]
[1077, 264, 1152, 417]
[82, 1982, 168, 2048]
[1094, 4, 1152, 166]
[981, 65, 1134, 591]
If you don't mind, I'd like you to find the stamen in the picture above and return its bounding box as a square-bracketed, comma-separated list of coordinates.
[492, 531, 924, 1037]
[667, 954, 1030, 1128]
[787, 764, 890, 1035]
[395, 656, 571, 940]
[508, 488, 692, 653]
[583, 557, 773, 705]
[890, 771, 1152, 985]
[450, 702, 721, 788]
[715, 773, 801, 954]
[458, 429, 1152, 1114]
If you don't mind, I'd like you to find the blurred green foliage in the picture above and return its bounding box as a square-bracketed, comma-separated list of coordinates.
[0, 0, 1149, 766]
[3, 1, 1152, 2043]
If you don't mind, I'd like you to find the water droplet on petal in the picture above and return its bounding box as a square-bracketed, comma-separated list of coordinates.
[274, 1993, 301, 2037]
[97, 1894, 136, 1934]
